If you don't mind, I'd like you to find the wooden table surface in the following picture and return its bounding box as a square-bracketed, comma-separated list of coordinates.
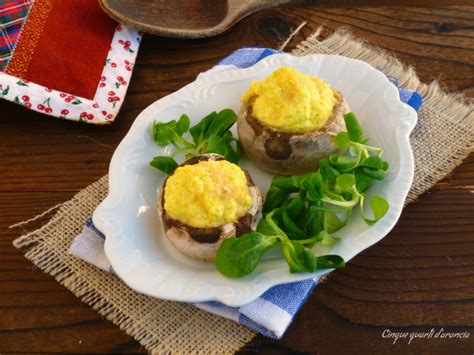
[1, 2, 473, 354]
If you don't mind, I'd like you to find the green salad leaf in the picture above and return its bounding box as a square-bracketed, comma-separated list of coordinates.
[149, 109, 241, 173]
[149, 156, 178, 174]
[332, 132, 351, 149]
[176, 114, 191, 136]
[216, 112, 390, 278]
[344, 112, 364, 142]
[152, 120, 178, 146]
[216, 233, 279, 278]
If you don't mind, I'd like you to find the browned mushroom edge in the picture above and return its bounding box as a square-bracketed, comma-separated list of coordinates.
[245, 92, 345, 160]
[238, 91, 350, 175]
[160, 154, 258, 244]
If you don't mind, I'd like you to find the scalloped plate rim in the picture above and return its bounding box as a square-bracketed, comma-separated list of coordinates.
[93, 53, 417, 306]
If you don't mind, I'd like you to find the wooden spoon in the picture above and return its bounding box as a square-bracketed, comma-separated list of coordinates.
[99, 0, 304, 38]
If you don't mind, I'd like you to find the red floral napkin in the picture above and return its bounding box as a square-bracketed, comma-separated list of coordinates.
[0, 0, 141, 124]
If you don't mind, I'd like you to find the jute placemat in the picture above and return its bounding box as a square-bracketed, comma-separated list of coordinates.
[12, 28, 474, 353]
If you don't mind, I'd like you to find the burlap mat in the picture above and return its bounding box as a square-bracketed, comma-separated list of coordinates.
[12, 28, 474, 353]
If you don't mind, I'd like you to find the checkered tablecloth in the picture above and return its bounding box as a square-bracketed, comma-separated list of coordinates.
[0, 0, 32, 70]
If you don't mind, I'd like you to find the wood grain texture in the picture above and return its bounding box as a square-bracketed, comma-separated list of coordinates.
[1, 3, 473, 353]
[99, 0, 299, 38]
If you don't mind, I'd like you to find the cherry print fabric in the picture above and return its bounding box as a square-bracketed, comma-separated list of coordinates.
[0, 0, 141, 124]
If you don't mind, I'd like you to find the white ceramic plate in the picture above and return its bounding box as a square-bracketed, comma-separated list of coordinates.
[93, 54, 417, 307]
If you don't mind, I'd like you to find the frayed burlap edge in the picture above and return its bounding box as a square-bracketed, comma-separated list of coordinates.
[12, 27, 474, 353]
[13, 175, 255, 354]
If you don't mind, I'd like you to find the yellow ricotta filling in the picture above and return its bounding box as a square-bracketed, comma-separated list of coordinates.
[241, 66, 338, 134]
[164, 160, 252, 228]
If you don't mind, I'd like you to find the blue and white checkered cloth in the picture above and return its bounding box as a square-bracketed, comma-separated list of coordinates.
[69, 47, 423, 339]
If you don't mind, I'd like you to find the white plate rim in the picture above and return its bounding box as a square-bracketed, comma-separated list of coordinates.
[93, 53, 418, 306]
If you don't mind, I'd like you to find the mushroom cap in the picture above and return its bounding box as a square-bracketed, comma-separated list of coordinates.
[237, 94, 351, 176]
[158, 154, 262, 261]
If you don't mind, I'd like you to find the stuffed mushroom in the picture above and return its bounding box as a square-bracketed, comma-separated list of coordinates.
[158, 153, 262, 261]
[238, 66, 351, 176]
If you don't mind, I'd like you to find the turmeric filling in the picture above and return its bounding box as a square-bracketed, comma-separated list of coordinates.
[241, 66, 338, 134]
[164, 160, 252, 228]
